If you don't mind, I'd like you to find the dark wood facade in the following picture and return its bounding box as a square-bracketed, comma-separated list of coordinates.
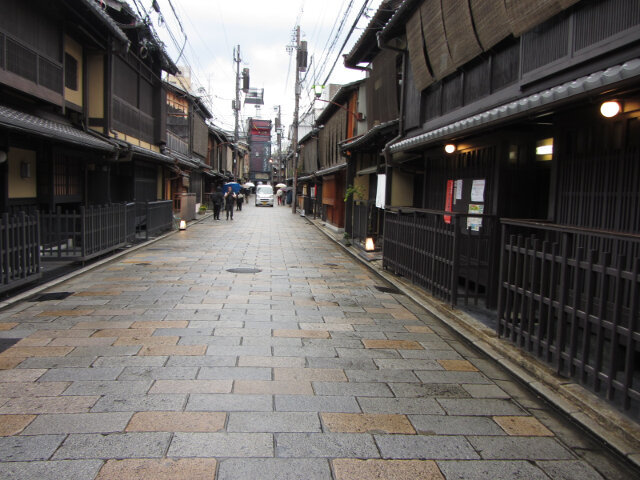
[378, 0, 640, 416]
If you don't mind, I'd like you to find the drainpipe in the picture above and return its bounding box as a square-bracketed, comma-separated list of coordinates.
[377, 31, 407, 208]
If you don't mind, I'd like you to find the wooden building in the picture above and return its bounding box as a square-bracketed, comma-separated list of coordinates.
[376, 0, 640, 416]
[0, 0, 178, 291]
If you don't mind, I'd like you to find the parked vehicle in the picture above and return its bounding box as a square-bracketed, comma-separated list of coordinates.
[255, 185, 274, 207]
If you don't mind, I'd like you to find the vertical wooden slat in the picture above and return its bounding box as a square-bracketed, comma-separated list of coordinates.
[622, 258, 639, 409]
[606, 254, 626, 400]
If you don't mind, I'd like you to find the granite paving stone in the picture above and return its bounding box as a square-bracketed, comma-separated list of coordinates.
[0, 204, 632, 479]
[186, 393, 273, 412]
[312, 381, 394, 397]
[90, 394, 186, 412]
[117, 366, 198, 381]
[125, 411, 226, 432]
[197, 366, 271, 380]
[437, 398, 527, 416]
[0, 460, 103, 480]
[375, 434, 480, 460]
[321, 413, 415, 434]
[52, 432, 171, 459]
[227, 411, 321, 432]
[0, 414, 36, 435]
[62, 380, 152, 396]
[15, 355, 99, 369]
[95, 458, 217, 480]
[276, 432, 379, 458]
[0, 381, 69, 397]
[21, 412, 133, 434]
[437, 460, 549, 479]
[0, 434, 66, 461]
[275, 395, 361, 413]
[467, 435, 575, 460]
[168, 432, 273, 457]
[0, 396, 99, 414]
[409, 415, 506, 435]
[332, 458, 444, 480]
[39, 367, 123, 382]
[149, 379, 232, 394]
[536, 460, 607, 480]
[217, 458, 331, 480]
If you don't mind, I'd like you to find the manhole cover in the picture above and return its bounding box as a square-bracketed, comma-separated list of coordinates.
[374, 285, 403, 294]
[226, 267, 262, 274]
[30, 292, 74, 302]
[0, 339, 19, 354]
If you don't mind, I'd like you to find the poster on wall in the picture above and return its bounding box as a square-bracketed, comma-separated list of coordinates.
[471, 179, 485, 202]
[444, 179, 454, 224]
[467, 204, 484, 231]
[455, 179, 463, 201]
[376, 174, 386, 209]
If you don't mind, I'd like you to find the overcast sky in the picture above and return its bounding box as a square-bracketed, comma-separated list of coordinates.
[151, 0, 380, 139]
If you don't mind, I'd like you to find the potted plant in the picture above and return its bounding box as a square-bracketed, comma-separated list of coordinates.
[198, 204, 207, 215]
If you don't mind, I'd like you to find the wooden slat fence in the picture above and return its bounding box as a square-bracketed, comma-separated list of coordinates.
[498, 219, 640, 413]
[383, 208, 497, 307]
[144, 200, 174, 239]
[0, 212, 41, 292]
[41, 204, 129, 261]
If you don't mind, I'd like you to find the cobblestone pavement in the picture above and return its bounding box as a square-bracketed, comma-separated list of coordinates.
[0, 202, 636, 479]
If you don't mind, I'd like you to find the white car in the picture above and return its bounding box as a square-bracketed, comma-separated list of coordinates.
[255, 185, 274, 207]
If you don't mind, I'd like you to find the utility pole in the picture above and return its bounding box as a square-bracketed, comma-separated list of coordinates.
[275, 105, 282, 183]
[233, 45, 241, 181]
[291, 26, 301, 214]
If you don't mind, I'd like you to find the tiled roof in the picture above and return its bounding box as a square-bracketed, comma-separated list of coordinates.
[0, 105, 116, 152]
[390, 57, 640, 154]
[341, 119, 398, 150]
[78, 0, 130, 46]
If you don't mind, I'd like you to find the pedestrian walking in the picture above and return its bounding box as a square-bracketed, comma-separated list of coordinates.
[276, 188, 283, 205]
[224, 186, 236, 220]
[236, 190, 244, 211]
[212, 186, 223, 220]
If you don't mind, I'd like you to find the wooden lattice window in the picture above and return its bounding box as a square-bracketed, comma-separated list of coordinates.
[54, 155, 81, 198]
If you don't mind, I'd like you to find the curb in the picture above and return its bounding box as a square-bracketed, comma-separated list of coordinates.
[0, 213, 214, 312]
[305, 215, 640, 470]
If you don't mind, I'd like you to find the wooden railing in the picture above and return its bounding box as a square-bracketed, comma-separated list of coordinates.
[40, 204, 130, 261]
[141, 200, 174, 239]
[498, 220, 640, 413]
[0, 212, 41, 293]
[167, 131, 189, 156]
[383, 208, 498, 307]
[174, 193, 196, 221]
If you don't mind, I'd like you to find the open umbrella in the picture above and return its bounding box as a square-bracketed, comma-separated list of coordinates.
[275, 183, 286, 188]
[243, 182, 255, 188]
[223, 182, 241, 193]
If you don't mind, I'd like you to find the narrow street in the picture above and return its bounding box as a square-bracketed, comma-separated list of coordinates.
[0, 201, 634, 479]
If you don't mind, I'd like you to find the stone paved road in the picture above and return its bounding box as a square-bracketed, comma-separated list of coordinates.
[0, 202, 636, 479]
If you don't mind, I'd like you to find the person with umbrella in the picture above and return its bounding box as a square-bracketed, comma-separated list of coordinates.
[224, 185, 236, 220]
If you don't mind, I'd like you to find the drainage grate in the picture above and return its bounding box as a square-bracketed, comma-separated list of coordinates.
[30, 292, 74, 302]
[136, 263, 152, 266]
[323, 263, 339, 267]
[374, 285, 403, 295]
[0, 339, 19, 353]
[226, 267, 262, 274]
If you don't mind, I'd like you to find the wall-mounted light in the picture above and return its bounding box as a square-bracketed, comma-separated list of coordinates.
[600, 101, 621, 118]
[0, 150, 7, 164]
[313, 84, 324, 98]
[365, 237, 375, 251]
[535, 138, 554, 162]
[444, 144, 456, 154]
[179, 220, 186, 230]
